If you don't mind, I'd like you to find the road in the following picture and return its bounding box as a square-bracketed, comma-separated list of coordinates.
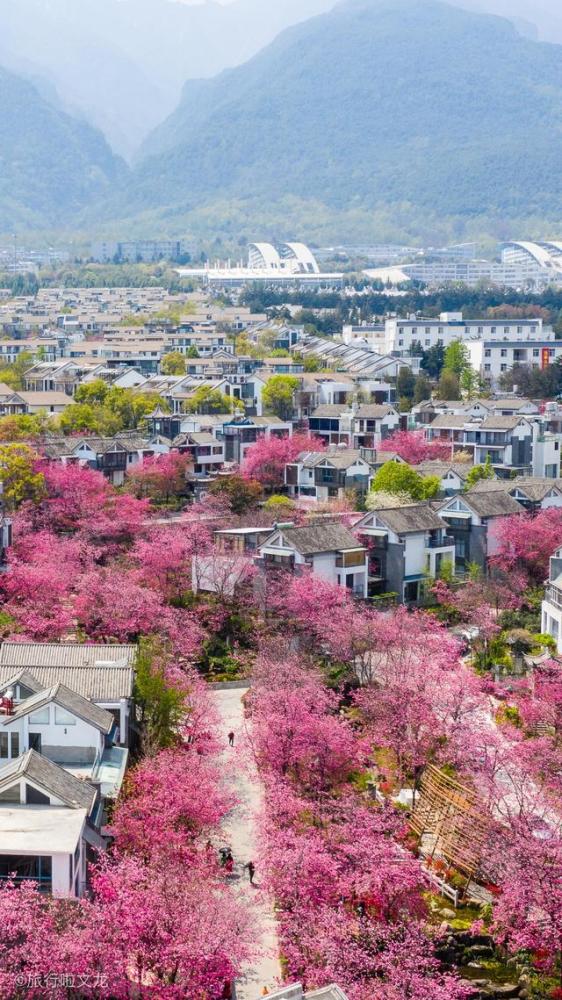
[214, 686, 282, 1000]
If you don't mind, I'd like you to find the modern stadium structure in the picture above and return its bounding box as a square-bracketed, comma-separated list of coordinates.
[177, 242, 343, 287]
[365, 240, 562, 289]
[501, 241, 562, 280]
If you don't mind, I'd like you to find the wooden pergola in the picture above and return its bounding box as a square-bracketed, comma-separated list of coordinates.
[410, 765, 490, 881]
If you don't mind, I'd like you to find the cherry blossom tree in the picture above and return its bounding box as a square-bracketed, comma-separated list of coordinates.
[241, 432, 326, 489]
[111, 747, 235, 859]
[492, 507, 562, 585]
[383, 430, 450, 465]
[125, 452, 192, 504]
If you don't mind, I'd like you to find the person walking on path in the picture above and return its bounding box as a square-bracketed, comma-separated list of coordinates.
[245, 860, 256, 885]
[228, 731, 235, 747]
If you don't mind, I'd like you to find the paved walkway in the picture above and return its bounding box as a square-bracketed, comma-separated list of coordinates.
[214, 687, 282, 1000]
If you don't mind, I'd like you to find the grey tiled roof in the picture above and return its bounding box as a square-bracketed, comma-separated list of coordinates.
[478, 415, 526, 430]
[0, 644, 136, 701]
[355, 404, 395, 418]
[0, 750, 96, 811]
[457, 491, 524, 517]
[469, 477, 562, 501]
[310, 405, 350, 418]
[428, 414, 470, 429]
[414, 460, 474, 479]
[277, 523, 364, 555]
[374, 503, 447, 533]
[4, 683, 114, 734]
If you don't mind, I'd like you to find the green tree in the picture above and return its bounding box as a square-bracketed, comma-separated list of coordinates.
[262, 375, 300, 421]
[263, 494, 296, 516]
[413, 373, 432, 404]
[370, 461, 440, 501]
[185, 386, 243, 415]
[437, 369, 461, 400]
[208, 474, 263, 514]
[104, 387, 167, 429]
[303, 355, 325, 373]
[74, 379, 109, 406]
[0, 443, 45, 511]
[161, 352, 187, 375]
[396, 366, 415, 401]
[0, 351, 35, 391]
[186, 346, 200, 358]
[134, 638, 186, 752]
[58, 403, 109, 435]
[443, 339, 470, 378]
[465, 455, 495, 489]
[420, 343, 445, 379]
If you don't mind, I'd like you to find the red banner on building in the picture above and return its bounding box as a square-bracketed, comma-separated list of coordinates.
[541, 347, 551, 369]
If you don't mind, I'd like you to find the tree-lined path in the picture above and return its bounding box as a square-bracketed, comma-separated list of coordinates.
[214, 686, 282, 1000]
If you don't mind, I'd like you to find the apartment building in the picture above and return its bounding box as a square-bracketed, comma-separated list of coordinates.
[343, 313, 547, 356]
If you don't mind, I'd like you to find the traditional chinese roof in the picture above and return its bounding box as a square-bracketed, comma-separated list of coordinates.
[3, 683, 114, 734]
[275, 523, 364, 555]
[0, 750, 96, 811]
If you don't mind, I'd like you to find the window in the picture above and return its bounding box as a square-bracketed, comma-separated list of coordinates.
[484, 365, 491, 372]
[533, 349, 540, 357]
[0, 734, 8, 759]
[501, 364, 507, 372]
[484, 349, 491, 357]
[500, 349, 507, 357]
[55, 707, 76, 726]
[10, 734, 19, 758]
[29, 708, 49, 725]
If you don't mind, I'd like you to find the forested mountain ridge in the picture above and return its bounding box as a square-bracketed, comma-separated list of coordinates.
[0, 64, 126, 231]
[124, 0, 562, 243]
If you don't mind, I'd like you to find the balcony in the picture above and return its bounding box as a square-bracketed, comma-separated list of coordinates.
[545, 584, 562, 611]
[427, 535, 455, 549]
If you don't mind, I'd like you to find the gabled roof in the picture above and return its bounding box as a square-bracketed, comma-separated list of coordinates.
[310, 404, 351, 418]
[310, 449, 368, 471]
[0, 644, 136, 701]
[429, 414, 470, 429]
[0, 670, 43, 696]
[269, 523, 364, 555]
[441, 491, 523, 518]
[0, 750, 96, 811]
[478, 415, 528, 430]
[355, 404, 396, 419]
[414, 460, 474, 480]
[370, 503, 448, 534]
[3, 683, 114, 734]
[469, 477, 562, 501]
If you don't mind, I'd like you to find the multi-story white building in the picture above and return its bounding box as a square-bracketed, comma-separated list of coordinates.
[467, 338, 562, 385]
[343, 313, 549, 356]
[542, 546, 562, 654]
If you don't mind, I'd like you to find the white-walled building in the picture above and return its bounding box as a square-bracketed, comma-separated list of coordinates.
[0, 750, 99, 897]
[0, 644, 136, 747]
[259, 523, 368, 598]
[466, 338, 562, 386]
[542, 546, 562, 654]
[343, 313, 548, 356]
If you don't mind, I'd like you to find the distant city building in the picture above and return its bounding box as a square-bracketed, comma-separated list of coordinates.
[343, 312, 548, 356]
[91, 240, 194, 264]
[365, 240, 562, 289]
[501, 241, 562, 280]
[177, 242, 343, 288]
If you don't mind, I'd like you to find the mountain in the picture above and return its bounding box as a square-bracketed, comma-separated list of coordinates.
[126, 0, 562, 243]
[0, 64, 126, 231]
[0, 0, 337, 158]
